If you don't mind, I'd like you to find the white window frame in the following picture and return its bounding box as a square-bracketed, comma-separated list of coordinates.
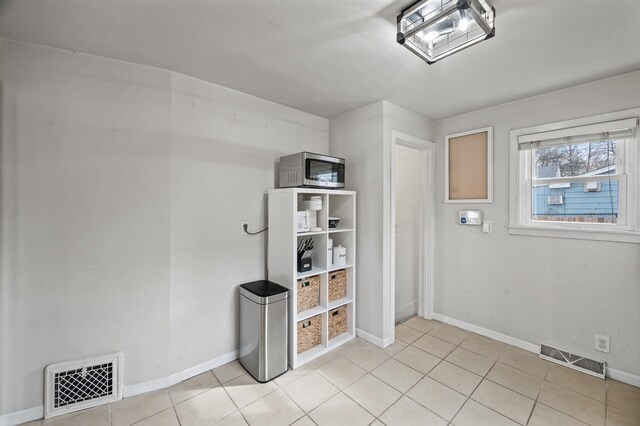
[509, 109, 640, 244]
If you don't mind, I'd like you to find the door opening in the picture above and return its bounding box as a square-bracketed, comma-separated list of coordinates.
[394, 144, 421, 323]
[388, 130, 435, 345]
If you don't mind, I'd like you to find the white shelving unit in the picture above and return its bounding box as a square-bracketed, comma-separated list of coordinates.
[268, 188, 356, 369]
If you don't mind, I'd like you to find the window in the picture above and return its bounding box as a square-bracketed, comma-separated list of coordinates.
[509, 111, 640, 243]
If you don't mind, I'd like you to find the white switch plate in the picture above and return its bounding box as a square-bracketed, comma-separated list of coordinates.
[595, 334, 610, 353]
[482, 221, 493, 233]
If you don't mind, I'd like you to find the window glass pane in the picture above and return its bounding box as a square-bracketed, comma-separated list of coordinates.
[532, 179, 619, 224]
[533, 139, 617, 178]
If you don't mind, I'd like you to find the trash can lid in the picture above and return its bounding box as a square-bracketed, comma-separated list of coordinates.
[240, 280, 288, 304]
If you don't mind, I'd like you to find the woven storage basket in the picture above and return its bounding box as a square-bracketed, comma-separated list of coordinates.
[297, 275, 320, 312]
[328, 306, 347, 340]
[297, 314, 322, 354]
[328, 269, 347, 302]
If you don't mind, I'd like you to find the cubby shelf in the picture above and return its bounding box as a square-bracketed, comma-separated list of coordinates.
[297, 305, 326, 321]
[328, 297, 352, 311]
[268, 188, 356, 369]
[296, 267, 325, 280]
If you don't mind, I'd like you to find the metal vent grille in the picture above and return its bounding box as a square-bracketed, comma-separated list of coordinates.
[45, 353, 123, 418]
[54, 363, 114, 408]
[540, 344, 605, 379]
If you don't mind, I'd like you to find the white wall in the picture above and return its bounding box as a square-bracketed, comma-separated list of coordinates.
[329, 102, 385, 342]
[0, 39, 328, 416]
[329, 101, 434, 344]
[394, 144, 420, 322]
[434, 70, 640, 377]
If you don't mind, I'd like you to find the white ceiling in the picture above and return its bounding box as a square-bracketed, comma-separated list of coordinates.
[1, 0, 639, 119]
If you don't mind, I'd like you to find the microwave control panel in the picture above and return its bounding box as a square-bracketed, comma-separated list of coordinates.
[459, 210, 482, 225]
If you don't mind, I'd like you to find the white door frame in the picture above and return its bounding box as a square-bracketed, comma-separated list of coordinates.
[389, 130, 435, 341]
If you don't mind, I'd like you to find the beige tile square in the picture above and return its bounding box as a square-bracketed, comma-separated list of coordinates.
[527, 403, 587, 426]
[174, 387, 237, 426]
[406, 376, 466, 421]
[412, 334, 456, 358]
[317, 356, 366, 389]
[428, 323, 469, 345]
[498, 346, 549, 379]
[459, 334, 507, 360]
[309, 393, 375, 426]
[344, 374, 401, 417]
[168, 371, 220, 404]
[343, 343, 390, 371]
[403, 316, 439, 333]
[216, 411, 248, 426]
[132, 408, 179, 426]
[290, 416, 316, 426]
[384, 340, 407, 356]
[394, 344, 441, 374]
[273, 365, 311, 387]
[470, 379, 534, 425]
[372, 358, 423, 393]
[111, 390, 173, 426]
[428, 361, 482, 396]
[395, 324, 424, 344]
[306, 348, 345, 369]
[607, 379, 640, 418]
[545, 364, 606, 402]
[43, 405, 109, 426]
[379, 396, 448, 426]
[241, 389, 304, 426]
[538, 382, 604, 426]
[606, 406, 640, 426]
[446, 347, 495, 376]
[452, 399, 519, 426]
[283, 371, 339, 412]
[223, 374, 278, 408]
[213, 360, 247, 384]
[486, 362, 543, 399]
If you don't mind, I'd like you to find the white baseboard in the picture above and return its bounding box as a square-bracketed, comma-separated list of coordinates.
[432, 312, 640, 387]
[0, 349, 239, 426]
[0, 406, 44, 426]
[356, 328, 392, 348]
[123, 349, 238, 397]
[432, 313, 540, 353]
[608, 366, 640, 388]
[395, 300, 418, 323]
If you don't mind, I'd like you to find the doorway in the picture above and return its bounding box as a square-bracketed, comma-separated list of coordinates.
[389, 131, 435, 340]
[394, 144, 421, 323]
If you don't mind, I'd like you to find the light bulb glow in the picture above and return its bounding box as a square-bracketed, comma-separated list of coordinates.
[459, 17, 469, 31]
[423, 30, 440, 42]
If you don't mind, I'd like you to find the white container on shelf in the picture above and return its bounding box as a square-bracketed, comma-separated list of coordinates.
[333, 245, 347, 266]
[328, 237, 333, 266]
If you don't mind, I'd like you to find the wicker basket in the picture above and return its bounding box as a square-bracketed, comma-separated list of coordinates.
[328, 269, 347, 302]
[328, 306, 347, 340]
[297, 314, 322, 354]
[297, 275, 320, 312]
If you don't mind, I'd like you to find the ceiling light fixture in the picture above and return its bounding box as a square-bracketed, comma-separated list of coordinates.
[397, 0, 495, 64]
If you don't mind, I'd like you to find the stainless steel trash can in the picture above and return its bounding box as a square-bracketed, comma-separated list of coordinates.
[239, 280, 288, 382]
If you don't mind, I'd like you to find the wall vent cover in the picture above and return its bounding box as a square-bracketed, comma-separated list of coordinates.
[540, 344, 605, 379]
[45, 352, 123, 418]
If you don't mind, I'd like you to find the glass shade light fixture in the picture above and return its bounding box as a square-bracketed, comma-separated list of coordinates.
[397, 0, 495, 64]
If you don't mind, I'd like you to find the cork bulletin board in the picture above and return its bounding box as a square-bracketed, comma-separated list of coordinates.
[445, 127, 493, 203]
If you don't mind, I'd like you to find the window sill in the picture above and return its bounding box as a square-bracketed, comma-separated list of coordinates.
[508, 225, 640, 244]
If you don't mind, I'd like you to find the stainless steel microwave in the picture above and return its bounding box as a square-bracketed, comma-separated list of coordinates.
[278, 152, 345, 189]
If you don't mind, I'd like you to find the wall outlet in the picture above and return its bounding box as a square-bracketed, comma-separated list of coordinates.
[595, 334, 610, 353]
[240, 221, 249, 236]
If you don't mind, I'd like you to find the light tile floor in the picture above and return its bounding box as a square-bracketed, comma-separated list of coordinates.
[23, 316, 640, 426]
